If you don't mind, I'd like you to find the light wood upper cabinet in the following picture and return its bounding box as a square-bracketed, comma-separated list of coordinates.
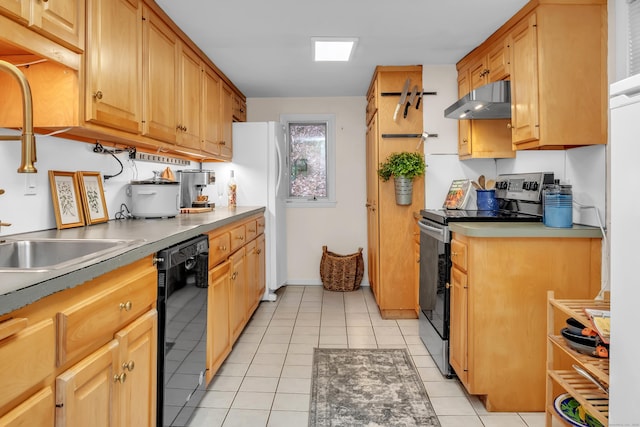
[202, 65, 223, 155]
[509, 13, 540, 144]
[468, 37, 509, 90]
[176, 43, 202, 149]
[31, 0, 84, 51]
[456, 0, 607, 152]
[0, 0, 83, 51]
[219, 82, 234, 159]
[0, 0, 29, 24]
[232, 93, 246, 122]
[85, 0, 141, 134]
[142, 6, 178, 143]
[509, 3, 607, 149]
[456, 63, 514, 160]
[0, 0, 244, 161]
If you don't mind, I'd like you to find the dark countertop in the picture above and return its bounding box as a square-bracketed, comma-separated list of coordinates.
[0, 206, 265, 316]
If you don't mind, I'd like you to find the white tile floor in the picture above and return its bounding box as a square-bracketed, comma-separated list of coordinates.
[187, 285, 547, 427]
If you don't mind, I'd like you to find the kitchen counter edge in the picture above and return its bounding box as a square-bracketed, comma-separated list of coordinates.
[449, 222, 603, 238]
[0, 206, 265, 316]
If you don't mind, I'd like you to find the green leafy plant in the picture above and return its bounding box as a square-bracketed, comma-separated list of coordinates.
[377, 152, 426, 182]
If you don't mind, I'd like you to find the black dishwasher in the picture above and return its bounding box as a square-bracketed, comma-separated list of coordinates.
[156, 234, 209, 427]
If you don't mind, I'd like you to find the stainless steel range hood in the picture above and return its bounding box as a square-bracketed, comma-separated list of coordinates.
[444, 80, 511, 119]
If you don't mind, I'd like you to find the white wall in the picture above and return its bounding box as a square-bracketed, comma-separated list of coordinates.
[0, 129, 197, 236]
[243, 97, 367, 285]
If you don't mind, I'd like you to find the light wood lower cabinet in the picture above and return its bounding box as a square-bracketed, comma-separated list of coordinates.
[55, 309, 157, 427]
[448, 233, 601, 412]
[206, 213, 266, 380]
[229, 246, 247, 342]
[0, 257, 157, 427]
[0, 387, 54, 427]
[206, 261, 231, 384]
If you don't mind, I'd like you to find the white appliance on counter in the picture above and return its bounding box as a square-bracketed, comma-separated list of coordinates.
[216, 122, 287, 301]
[609, 73, 640, 424]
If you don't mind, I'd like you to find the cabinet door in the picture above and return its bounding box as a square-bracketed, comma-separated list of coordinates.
[457, 71, 472, 157]
[142, 6, 178, 143]
[256, 233, 266, 301]
[0, 0, 28, 24]
[85, 0, 141, 134]
[55, 341, 120, 427]
[509, 13, 540, 144]
[31, 0, 84, 51]
[206, 261, 231, 384]
[177, 43, 201, 150]
[115, 310, 157, 427]
[486, 39, 508, 82]
[365, 115, 379, 299]
[449, 267, 468, 386]
[229, 248, 246, 342]
[219, 83, 233, 159]
[245, 239, 258, 314]
[468, 59, 486, 90]
[202, 66, 222, 155]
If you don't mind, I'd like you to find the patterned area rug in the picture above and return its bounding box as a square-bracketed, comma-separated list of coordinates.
[309, 348, 441, 427]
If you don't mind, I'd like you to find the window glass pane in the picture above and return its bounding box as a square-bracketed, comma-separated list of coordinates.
[288, 122, 327, 198]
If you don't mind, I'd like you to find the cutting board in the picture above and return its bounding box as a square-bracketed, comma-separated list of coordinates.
[180, 207, 213, 214]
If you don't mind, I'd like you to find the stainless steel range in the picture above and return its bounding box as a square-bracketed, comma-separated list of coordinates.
[418, 172, 554, 377]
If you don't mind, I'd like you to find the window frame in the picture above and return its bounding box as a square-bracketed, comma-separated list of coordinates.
[280, 113, 336, 208]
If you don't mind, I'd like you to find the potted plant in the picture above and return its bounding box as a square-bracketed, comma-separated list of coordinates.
[377, 151, 426, 205]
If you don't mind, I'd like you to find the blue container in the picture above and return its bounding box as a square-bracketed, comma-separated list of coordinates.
[543, 184, 573, 228]
[476, 189, 499, 211]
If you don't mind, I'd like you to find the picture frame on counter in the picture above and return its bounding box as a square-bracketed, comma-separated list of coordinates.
[77, 171, 109, 225]
[48, 170, 85, 229]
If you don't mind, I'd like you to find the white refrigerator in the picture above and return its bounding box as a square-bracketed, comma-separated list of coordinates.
[214, 122, 287, 301]
[609, 74, 640, 424]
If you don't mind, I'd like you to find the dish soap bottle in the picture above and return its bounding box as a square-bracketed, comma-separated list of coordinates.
[228, 170, 237, 208]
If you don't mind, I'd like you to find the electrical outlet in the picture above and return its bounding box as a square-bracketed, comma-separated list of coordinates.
[24, 174, 37, 195]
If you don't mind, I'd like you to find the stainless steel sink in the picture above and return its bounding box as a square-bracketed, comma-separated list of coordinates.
[0, 238, 142, 272]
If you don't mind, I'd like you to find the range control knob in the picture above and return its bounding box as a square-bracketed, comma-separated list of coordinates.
[531, 182, 539, 191]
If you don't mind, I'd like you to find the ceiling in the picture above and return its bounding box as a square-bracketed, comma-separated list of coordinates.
[155, 0, 529, 98]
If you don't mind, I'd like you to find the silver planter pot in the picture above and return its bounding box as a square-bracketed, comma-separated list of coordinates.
[394, 176, 413, 205]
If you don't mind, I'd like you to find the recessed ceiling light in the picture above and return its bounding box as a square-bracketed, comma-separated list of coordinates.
[312, 37, 358, 62]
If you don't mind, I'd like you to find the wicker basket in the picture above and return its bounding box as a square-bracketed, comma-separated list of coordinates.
[319, 246, 364, 292]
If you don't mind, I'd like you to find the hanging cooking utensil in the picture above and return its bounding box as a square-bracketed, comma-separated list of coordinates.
[404, 85, 419, 118]
[415, 87, 424, 109]
[393, 78, 411, 121]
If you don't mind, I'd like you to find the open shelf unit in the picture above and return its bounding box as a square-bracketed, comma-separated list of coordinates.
[546, 291, 610, 426]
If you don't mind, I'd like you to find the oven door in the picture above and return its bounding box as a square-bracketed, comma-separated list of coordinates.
[418, 219, 450, 340]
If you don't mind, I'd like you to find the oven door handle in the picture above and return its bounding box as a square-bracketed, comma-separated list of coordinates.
[418, 220, 449, 243]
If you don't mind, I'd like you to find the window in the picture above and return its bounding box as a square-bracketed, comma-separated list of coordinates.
[280, 114, 336, 207]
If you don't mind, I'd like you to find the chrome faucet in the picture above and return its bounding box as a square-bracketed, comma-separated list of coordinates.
[0, 60, 37, 173]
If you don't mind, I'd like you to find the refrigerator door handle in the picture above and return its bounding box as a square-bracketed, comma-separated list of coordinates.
[275, 135, 283, 196]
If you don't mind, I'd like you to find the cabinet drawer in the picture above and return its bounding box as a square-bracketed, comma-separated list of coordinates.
[0, 319, 55, 409]
[229, 224, 246, 252]
[256, 216, 265, 235]
[56, 269, 156, 366]
[0, 386, 54, 427]
[245, 220, 258, 242]
[209, 232, 231, 267]
[450, 239, 468, 271]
